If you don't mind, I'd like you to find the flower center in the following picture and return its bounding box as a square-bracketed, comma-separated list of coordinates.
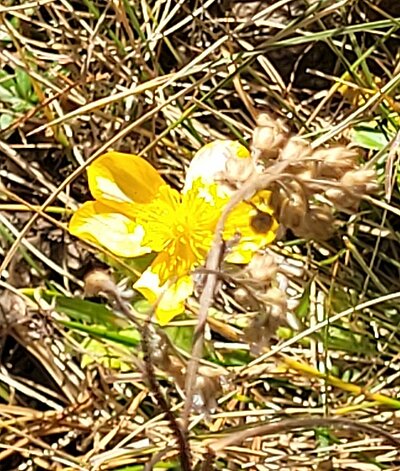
[136, 183, 220, 257]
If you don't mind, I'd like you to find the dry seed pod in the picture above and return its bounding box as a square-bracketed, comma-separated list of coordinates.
[314, 146, 358, 179]
[324, 187, 356, 209]
[192, 367, 223, 414]
[271, 182, 308, 229]
[293, 204, 335, 240]
[252, 113, 288, 160]
[293, 167, 318, 184]
[325, 169, 378, 209]
[247, 253, 278, 282]
[341, 168, 378, 193]
[224, 152, 256, 183]
[84, 269, 116, 298]
[279, 138, 317, 178]
[280, 138, 312, 162]
[244, 287, 288, 355]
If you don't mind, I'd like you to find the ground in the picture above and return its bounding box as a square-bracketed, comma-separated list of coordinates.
[1, 1, 400, 470]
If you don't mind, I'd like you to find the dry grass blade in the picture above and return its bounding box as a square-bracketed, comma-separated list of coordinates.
[1, 0, 400, 469]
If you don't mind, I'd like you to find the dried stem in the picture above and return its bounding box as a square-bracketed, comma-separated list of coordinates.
[182, 160, 291, 428]
[207, 417, 400, 454]
[141, 319, 192, 471]
[144, 447, 174, 471]
[109, 292, 192, 471]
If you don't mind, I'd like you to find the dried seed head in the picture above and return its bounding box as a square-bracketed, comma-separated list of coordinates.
[271, 183, 308, 229]
[279, 139, 316, 177]
[293, 204, 335, 240]
[84, 269, 116, 298]
[324, 187, 354, 208]
[341, 168, 378, 193]
[233, 287, 259, 310]
[314, 146, 358, 179]
[192, 367, 222, 414]
[224, 152, 256, 183]
[247, 253, 278, 282]
[280, 138, 312, 162]
[294, 168, 318, 183]
[252, 113, 288, 159]
[248, 116, 379, 242]
[325, 169, 378, 209]
[244, 287, 288, 355]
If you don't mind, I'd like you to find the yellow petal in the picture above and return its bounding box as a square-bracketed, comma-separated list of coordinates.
[134, 253, 194, 325]
[224, 191, 279, 263]
[69, 201, 151, 257]
[184, 140, 252, 196]
[88, 152, 165, 216]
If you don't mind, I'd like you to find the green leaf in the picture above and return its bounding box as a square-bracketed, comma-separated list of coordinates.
[61, 321, 141, 347]
[0, 113, 13, 130]
[10, 16, 20, 30]
[0, 83, 14, 100]
[327, 326, 376, 354]
[0, 83, 33, 112]
[295, 282, 311, 319]
[214, 348, 252, 366]
[330, 287, 358, 314]
[100, 252, 156, 278]
[15, 68, 32, 101]
[81, 337, 132, 371]
[55, 296, 126, 327]
[164, 325, 194, 353]
[315, 427, 340, 447]
[351, 124, 390, 150]
[0, 71, 15, 90]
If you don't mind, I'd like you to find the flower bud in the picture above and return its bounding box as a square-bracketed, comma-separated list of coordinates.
[184, 140, 255, 194]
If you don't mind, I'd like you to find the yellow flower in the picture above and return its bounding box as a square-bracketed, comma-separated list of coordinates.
[69, 141, 279, 324]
